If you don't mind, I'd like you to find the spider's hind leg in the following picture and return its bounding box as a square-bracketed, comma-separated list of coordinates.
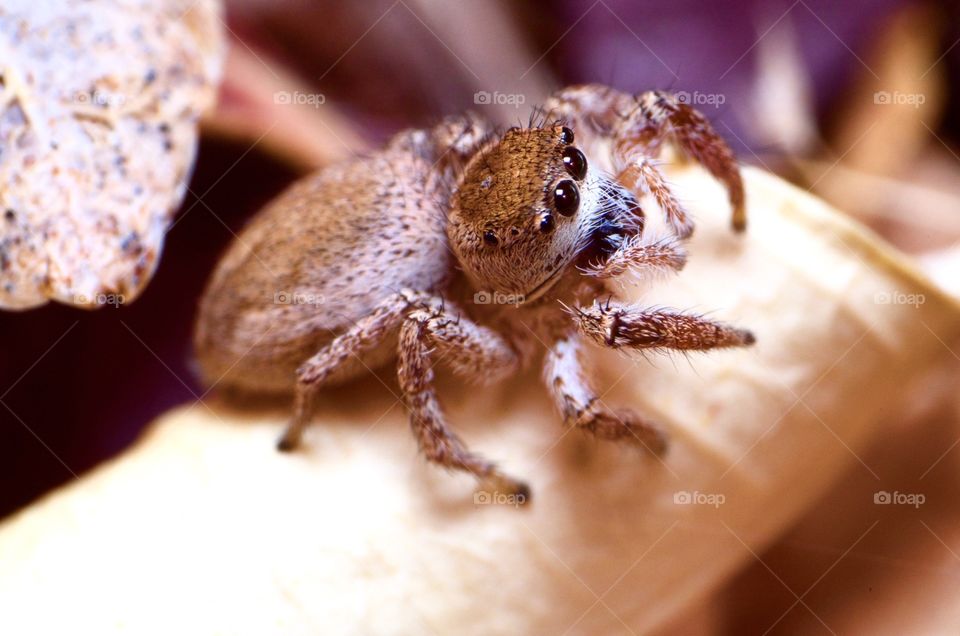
[277, 289, 431, 451]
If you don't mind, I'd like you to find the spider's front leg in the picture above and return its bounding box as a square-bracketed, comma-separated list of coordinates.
[614, 90, 746, 234]
[546, 85, 746, 235]
[583, 234, 687, 280]
[544, 334, 667, 454]
[571, 300, 755, 352]
[397, 302, 528, 498]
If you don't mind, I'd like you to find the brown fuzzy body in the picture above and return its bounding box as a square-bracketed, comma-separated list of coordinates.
[195, 130, 459, 392]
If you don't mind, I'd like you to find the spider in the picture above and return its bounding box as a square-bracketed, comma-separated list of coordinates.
[194, 84, 754, 501]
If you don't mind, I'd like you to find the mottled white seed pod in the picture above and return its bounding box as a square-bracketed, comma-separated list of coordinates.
[0, 0, 224, 309]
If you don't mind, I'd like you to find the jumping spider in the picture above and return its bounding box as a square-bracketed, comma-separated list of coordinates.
[194, 84, 754, 500]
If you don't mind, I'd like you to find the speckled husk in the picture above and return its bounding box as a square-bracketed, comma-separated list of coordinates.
[0, 0, 223, 309]
[0, 166, 958, 634]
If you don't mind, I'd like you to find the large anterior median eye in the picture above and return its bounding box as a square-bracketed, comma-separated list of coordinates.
[562, 147, 587, 180]
[553, 180, 580, 217]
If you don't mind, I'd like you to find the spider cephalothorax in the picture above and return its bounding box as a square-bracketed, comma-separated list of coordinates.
[449, 125, 641, 303]
[195, 84, 754, 502]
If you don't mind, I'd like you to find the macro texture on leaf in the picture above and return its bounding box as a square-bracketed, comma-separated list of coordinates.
[0, 0, 223, 309]
[0, 165, 956, 634]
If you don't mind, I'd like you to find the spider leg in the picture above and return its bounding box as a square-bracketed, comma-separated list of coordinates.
[571, 301, 755, 351]
[544, 84, 746, 233]
[398, 302, 527, 498]
[583, 234, 687, 280]
[544, 335, 667, 454]
[618, 90, 746, 232]
[616, 155, 695, 238]
[277, 289, 432, 451]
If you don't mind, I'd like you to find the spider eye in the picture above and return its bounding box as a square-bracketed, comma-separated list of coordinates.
[562, 147, 587, 180]
[539, 212, 555, 233]
[483, 230, 499, 246]
[559, 126, 574, 145]
[553, 180, 580, 217]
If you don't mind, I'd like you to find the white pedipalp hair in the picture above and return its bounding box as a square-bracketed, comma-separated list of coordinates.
[572, 163, 686, 288]
[573, 166, 646, 258]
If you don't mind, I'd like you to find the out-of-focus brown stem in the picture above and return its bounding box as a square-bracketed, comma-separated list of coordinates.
[202, 36, 369, 172]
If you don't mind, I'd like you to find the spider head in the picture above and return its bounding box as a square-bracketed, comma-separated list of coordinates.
[448, 124, 639, 303]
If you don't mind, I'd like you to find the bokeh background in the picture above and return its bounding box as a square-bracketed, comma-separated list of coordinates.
[3, 1, 960, 631]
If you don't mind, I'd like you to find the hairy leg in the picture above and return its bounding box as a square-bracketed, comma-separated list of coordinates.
[571, 300, 755, 351]
[397, 303, 527, 497]
[625, 90, 745, 232]
[278, 289, 432, 451]
[616, 155, 694, 238]
[544, 335, 667, 454]
[545, 84, 745, 233]
[583, 234, 687, 279]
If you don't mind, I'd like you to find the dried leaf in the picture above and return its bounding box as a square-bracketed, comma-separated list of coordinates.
[794, 154, 960, 254]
